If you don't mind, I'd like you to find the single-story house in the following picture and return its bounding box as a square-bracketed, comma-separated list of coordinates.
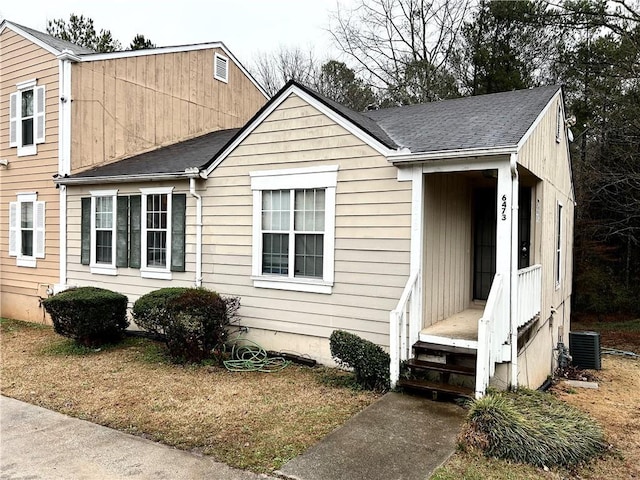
[55, 80, 574, 398]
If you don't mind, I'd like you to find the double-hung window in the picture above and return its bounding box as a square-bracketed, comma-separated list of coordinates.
[90, 190, 117, 275]
[8, 192, 45, 267]
[141, 187, 173, 279]
[251, 165, 337, 294]
[80, 189, 186, 279]
[9, 79, 45, 156]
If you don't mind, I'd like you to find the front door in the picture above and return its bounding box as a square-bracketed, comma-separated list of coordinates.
[473, 188, 496, 300]
[473, 187, 532, 300]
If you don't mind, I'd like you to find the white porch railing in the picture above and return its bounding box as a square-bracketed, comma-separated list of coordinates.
[389, 270, 420, 388]
[475, 273, 504, 398]
[516, 264, 542, 328]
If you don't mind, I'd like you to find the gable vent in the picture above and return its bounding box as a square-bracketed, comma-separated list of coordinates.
[569, 331, 601, 370]
[214, 53, 229, 83]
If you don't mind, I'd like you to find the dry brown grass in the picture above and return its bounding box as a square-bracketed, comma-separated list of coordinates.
[0, 319, 378, 473]
[433, 316, 640, 479]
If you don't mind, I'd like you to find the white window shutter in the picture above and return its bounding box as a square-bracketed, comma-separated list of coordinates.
[9, 93, 18, 147]
[35, 86, 46, 144]
[9, 202, 18, 256]
[35, 201, 46, 258]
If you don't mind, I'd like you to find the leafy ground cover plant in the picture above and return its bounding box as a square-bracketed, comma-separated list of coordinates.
[462, 389, 608, 468]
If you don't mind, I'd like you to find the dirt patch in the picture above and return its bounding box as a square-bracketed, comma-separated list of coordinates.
[0, 320, 379, 473]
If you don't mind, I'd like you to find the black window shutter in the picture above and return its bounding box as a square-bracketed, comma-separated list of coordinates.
[129, 195, 141, 269]
[116, 196, 129, 268]
[81, 197, 91, 265]
[171, 193, 186, 272]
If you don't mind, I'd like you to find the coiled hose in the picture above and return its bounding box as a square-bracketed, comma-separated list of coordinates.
[223, 337, 290, 372]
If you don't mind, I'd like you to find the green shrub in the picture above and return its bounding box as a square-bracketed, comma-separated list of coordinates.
[463, 389, 608, 468]
[131, 287, 189, 334]
[132, 288, 239, 362]
[329, 330, 390, 391]
[42, 287, 129, 346]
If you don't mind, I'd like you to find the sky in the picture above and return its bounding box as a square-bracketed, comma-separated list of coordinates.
[0, 0, 349, 68]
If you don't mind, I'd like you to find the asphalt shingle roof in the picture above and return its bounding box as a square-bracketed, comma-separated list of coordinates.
[73, 128, 240, 178]
[63, 82, 561, 181]
[7, 21, 96, 55]
[363, 85, 561, 153]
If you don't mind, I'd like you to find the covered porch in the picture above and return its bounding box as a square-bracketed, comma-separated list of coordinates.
[390, 157, 543, 398]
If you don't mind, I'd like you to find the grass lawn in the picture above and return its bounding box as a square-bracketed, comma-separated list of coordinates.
[432, 317, 640, 480]
[0, 318, 379, 473]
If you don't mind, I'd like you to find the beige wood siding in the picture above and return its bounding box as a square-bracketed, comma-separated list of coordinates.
[422, 173, 472, 326]
[516, 95, 575, 388]
[65, 181, 197, 302]
[70, 48, 266, 171]
[0, 28, 60, 322]
[202, 93, 412, 347]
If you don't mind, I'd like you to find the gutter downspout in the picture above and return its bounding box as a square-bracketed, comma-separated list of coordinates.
[187, 169, 203, 288]
[510, 153, 519, 389]
[55, 52, 76, 293]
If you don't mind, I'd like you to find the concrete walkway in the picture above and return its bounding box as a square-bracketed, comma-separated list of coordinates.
[0, 396, 273, 480]
[277, 392, 466, 480]
[1, 393, 465, 480]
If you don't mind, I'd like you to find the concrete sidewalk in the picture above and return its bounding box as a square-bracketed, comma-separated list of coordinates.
[1, 393, 464, 480]
[0, 396, 273, 480]
[277, 392, 466, 480]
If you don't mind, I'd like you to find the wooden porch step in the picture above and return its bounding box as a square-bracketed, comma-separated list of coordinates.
[397, 379, 474, 399]
[405, 358, 475, 376]
[412, 341, 477, 357]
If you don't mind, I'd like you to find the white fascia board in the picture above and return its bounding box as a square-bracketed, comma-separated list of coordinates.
[55, 172, 191, 186]
[78, 41, 268, 99]
[203, 85, 396, 178]
[516, 88, 562, 151]
[1, 22, 62, 56]
[389, 145, 516, 165]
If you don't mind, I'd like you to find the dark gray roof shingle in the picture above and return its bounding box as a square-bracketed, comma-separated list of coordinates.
[6, 21, 96, 55]
[73, 128, 240, 178]
[363, 86, 560, 153]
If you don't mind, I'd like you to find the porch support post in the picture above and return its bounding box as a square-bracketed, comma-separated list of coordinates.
[409, 165, 424, 346]
[496, 164, 512, 363]
[510, 153, 520, 390]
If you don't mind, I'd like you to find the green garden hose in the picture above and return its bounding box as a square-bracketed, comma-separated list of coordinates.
[223, 337, 290, 372]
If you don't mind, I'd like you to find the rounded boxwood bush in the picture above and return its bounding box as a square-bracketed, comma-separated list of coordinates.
[131, 287, 189, 335]
[132, 287, 239, 362]
[42, 287, 129, 346]
[330, 330, 390, 391]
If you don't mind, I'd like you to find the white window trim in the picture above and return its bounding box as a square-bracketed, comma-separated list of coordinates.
[214, 52, 229, 83]
[555, 200, 563, 289]
[90, 190, 118, 276]
[250, 165, 338, 294]
[12, 79, 44, 157]
[12, 192, 39, 267]
[140, 186, 173, 280]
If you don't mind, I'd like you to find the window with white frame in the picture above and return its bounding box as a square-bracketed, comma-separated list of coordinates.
[9, 79, 45, 156]
[8, 192, 45, 267]
[141, 187, 173, 279]
[80, 189, 186, 278]
[90, 190, 117, 275]
[214, 53, 229, 83]
[555, 202, 563, 287]
[250, 166, 337, 294]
